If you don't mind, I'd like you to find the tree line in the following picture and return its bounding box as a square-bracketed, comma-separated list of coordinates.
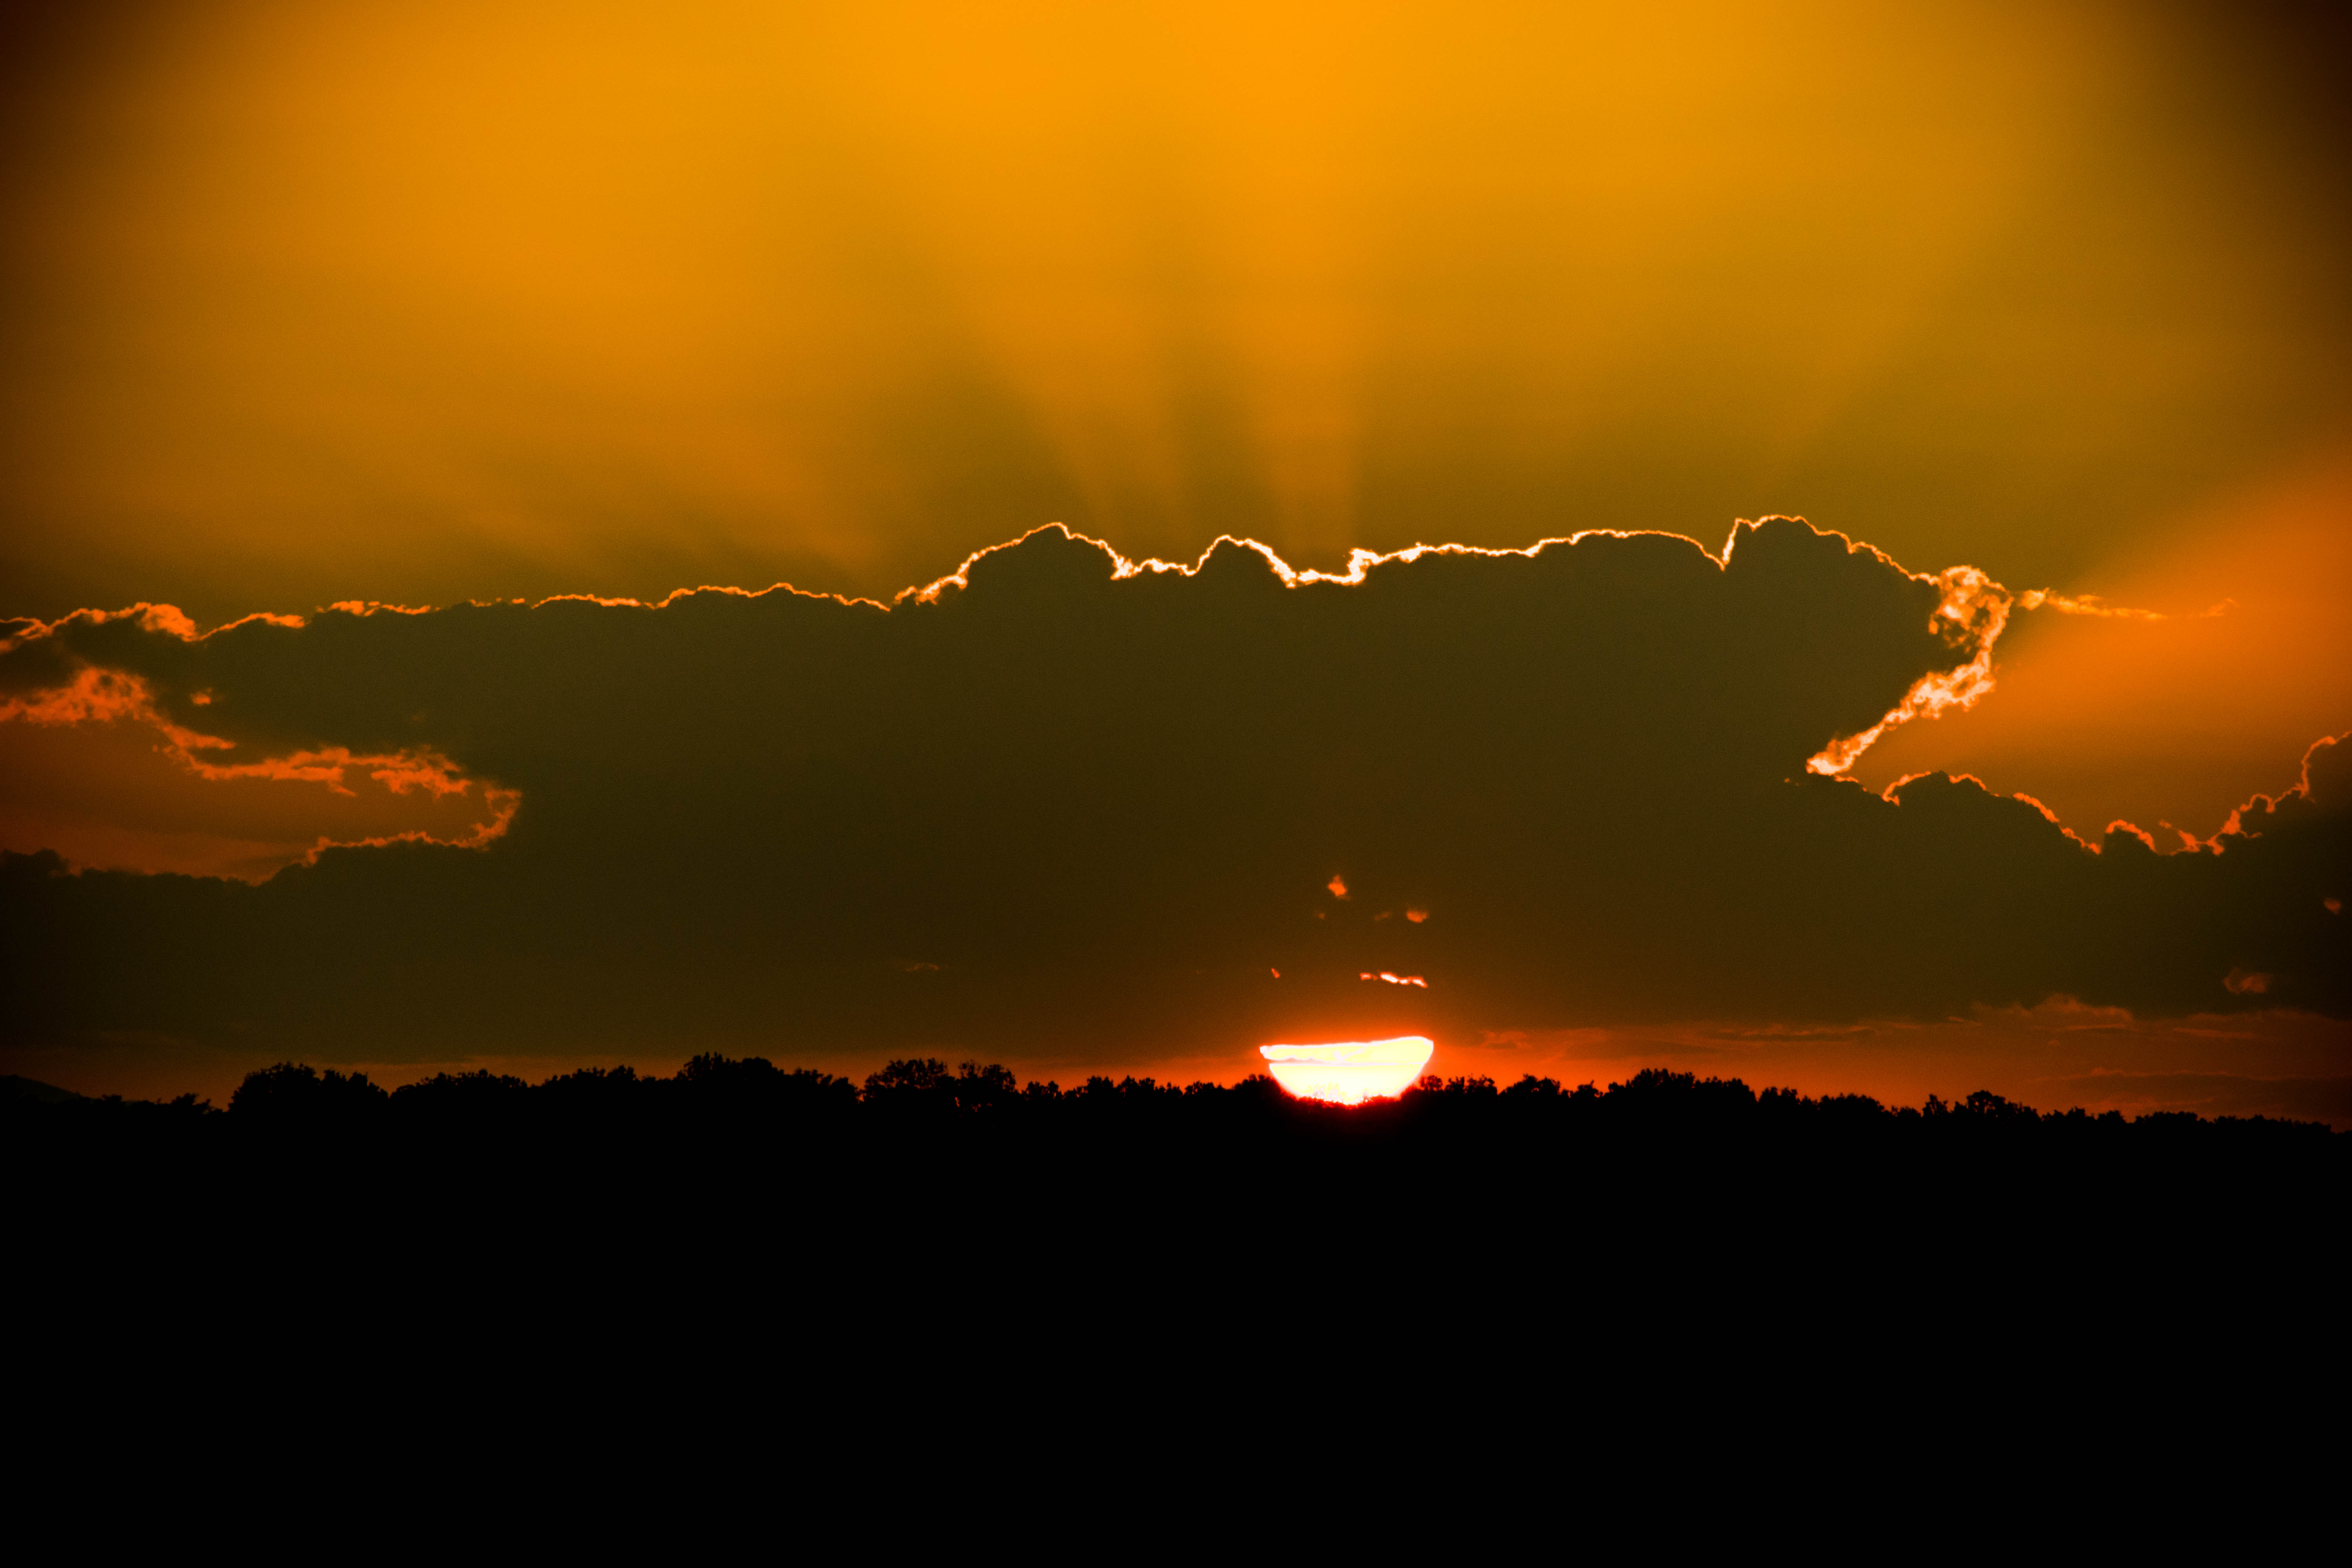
[6, 1055, 2336, 1156]
[10, 1055, 2341, 1331]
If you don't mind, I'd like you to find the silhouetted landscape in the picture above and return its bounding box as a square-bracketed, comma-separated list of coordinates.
[28, 1053, 2346, 1149]
[15, 1060, 2341, 1315]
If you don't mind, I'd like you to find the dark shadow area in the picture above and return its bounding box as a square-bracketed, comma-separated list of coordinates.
[11, 1058, 2342, 1345]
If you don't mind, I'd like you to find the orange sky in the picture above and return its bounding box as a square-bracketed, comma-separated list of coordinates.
[5, 0, 2346, 623]
[9, 1, 2346, 861]
[3, 1, 2347, 1114]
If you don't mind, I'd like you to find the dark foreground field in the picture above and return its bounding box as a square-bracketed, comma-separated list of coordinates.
[13, 1056, 2341, 1519]
[13, 1057, 2343, 1325]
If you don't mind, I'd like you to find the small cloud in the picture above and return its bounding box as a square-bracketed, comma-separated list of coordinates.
[1976, 995, 2135, 1030]
[1327, 875, 1348, 899]
[2223, 967, 2272, 995]
[1406, 908, 1428, 923]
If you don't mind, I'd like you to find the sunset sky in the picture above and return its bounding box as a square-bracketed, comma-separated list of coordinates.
[3, 0, 2346, 1119]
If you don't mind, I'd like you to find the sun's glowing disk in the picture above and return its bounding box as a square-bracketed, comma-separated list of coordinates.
[1260, 1037, 1434, 1106]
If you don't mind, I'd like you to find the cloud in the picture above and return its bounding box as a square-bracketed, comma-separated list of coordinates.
[1, 519, 2346, 1069]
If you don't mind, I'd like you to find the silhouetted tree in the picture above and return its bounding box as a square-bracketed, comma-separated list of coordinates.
[864, 1057, 953, 1115]
[229, 1062, 387, 1123]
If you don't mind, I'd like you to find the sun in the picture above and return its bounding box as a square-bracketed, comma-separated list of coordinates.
[1259, 1037, 1434, 1105]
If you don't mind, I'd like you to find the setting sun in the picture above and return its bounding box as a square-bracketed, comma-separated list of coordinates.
[1259, 1037, 1435, 1105]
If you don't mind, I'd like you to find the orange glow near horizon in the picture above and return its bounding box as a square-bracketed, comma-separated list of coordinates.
[1261, 1036, 1434, 1105]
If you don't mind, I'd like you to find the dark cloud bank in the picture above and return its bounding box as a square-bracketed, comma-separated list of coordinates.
[2, 519, 2345, 1069]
